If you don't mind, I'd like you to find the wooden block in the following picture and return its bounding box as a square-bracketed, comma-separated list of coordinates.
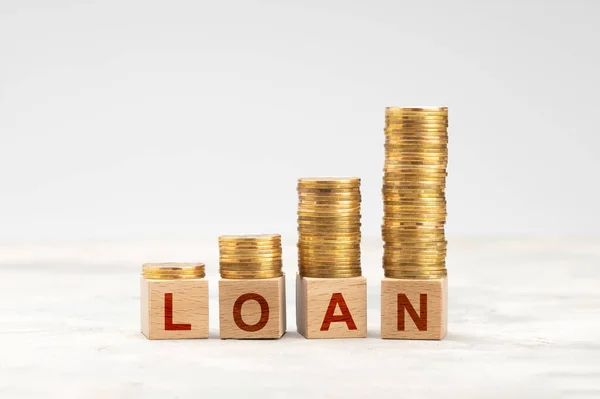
[381, 277, 448, 340]
[219, 275, 286, 339]
[140, 277, 209, 339]
[296, 273, 367, 339]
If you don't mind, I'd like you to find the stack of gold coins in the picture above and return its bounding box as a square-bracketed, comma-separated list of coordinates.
[219, 234, 283, 279]
[142, 262, 206, 279]
[297, 177, 362, 278]
[382, 107, 448, 279]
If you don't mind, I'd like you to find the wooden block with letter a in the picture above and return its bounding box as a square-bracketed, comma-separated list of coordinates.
[381, 277, 448, 340]
[296, 273, 367, 339]
[219, 275, 286, 339]
[140, 277, 209, 339]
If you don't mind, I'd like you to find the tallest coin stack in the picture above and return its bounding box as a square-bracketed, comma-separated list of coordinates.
[382, 107, 448, 279]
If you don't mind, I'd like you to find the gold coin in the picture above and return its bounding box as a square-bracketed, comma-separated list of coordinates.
[383, 212, 446, 219]
[220, 267, 282, 273]
[385, 131, 448, 137]
[384, 202, 446, 208]
[298, 217, 361, 224]
[384, 161, 447, 169]
[298, 222, 361, 228]
[299, 267, 362, 273]
[384, 127, 448, 133]
[299, 270, 362, 275]
[384, 145, 447, 152]
[219, 250, 282, 257]
[384, 256, 446, 263]
[299, 261, 361, 267]
[218, 240, 281, 247]
[299, 198, 360, 205]
[383, 253, 446, 264]
[383, 242, 447, 249]
[382, 230, 446, 236]
[383, 204, 446, 210]
[384, 269, 447, 276]
[298, 213, 360, 220]
[385, 135, 448, 142]
[298, 186, 361, 193]
[382, 236, 446, 244]
[299, 234, 361, 241]
[298, 244, 361, 250]
[383, 172, 447, 178]
[384, 272, 447, 279]
[299, 235, 361, 241]
[383, 208, 446, 215]
[299, 253, 361, 260]
[219, 257, 283, 264]
[298, 223, 361, 230]
[384, 151, 448, 157]
[220, 271, 283, 279]
[384, 157, 448, 165]
[300, 272, 362, 278]
[299, 251, 361, 258]
[385, 133, 447, 139]
[298, 188, 362, 194]
[219, 234, 281, 243]
[297, 207, 361, 214]
[299, 232, 361, 238]
[298, 177, 360, 186]
[385, 121, 448, 127]
[142, 262, 206, 280]
[383, 188, 445, 195]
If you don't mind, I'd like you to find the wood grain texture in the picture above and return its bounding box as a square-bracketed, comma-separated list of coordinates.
[381, 276, 447, 340]
[296, 273, 367, 339]
[219, 275, 286, 339]
[140, 277, 209, 340]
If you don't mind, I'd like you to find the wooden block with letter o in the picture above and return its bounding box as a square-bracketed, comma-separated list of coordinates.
[296, 273, 367, 339]
[219, 275, 286, 339]
[381, 277, 448, 340]
[140, 263, 209, 340]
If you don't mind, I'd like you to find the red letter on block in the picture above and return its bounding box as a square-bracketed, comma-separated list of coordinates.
[397, 293, 427, 331]
[233, 293, 270, 332]
[320, 293, 357, 331]
[164, 293, 192, 331]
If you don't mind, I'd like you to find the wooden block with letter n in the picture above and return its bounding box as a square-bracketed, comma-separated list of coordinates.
[381, 277, 448, 340]
[219, 275, 286, 339]
[140, 262, 209, 340]
[296, 273, 367, 339]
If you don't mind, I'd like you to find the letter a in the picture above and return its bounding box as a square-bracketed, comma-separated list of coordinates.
[320, 293, 357, 331]
[164, 293, 192, 331]
[397, 293, 427, 331]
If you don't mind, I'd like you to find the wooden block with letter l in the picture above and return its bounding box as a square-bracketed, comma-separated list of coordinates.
[219, 275, 286, 339]
[381, 276, 448, 340]
[296, 273, 367, 339]
[140, 263, 209, 340]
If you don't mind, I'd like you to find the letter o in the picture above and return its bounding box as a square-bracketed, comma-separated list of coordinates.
[232, 293, 270, 332]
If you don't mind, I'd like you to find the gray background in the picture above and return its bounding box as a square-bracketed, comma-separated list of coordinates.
[1, 1, 599, 398]
[1, 0, 599, 244]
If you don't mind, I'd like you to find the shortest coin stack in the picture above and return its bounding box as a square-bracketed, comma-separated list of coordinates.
[219, 234, 283, 279]
[142, 262, 206, 279]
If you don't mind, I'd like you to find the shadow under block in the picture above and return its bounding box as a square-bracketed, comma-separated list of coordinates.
[219, 275, 286, 339]
[381, 277, 448, 340]
[296, 273, 367, 339]
[140, 277, 209, 340]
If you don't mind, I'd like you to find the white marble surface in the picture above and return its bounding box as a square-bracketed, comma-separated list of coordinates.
[0, 237, 599, 398]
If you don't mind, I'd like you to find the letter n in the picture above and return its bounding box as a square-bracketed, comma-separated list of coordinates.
[397, 293, 427, 331]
